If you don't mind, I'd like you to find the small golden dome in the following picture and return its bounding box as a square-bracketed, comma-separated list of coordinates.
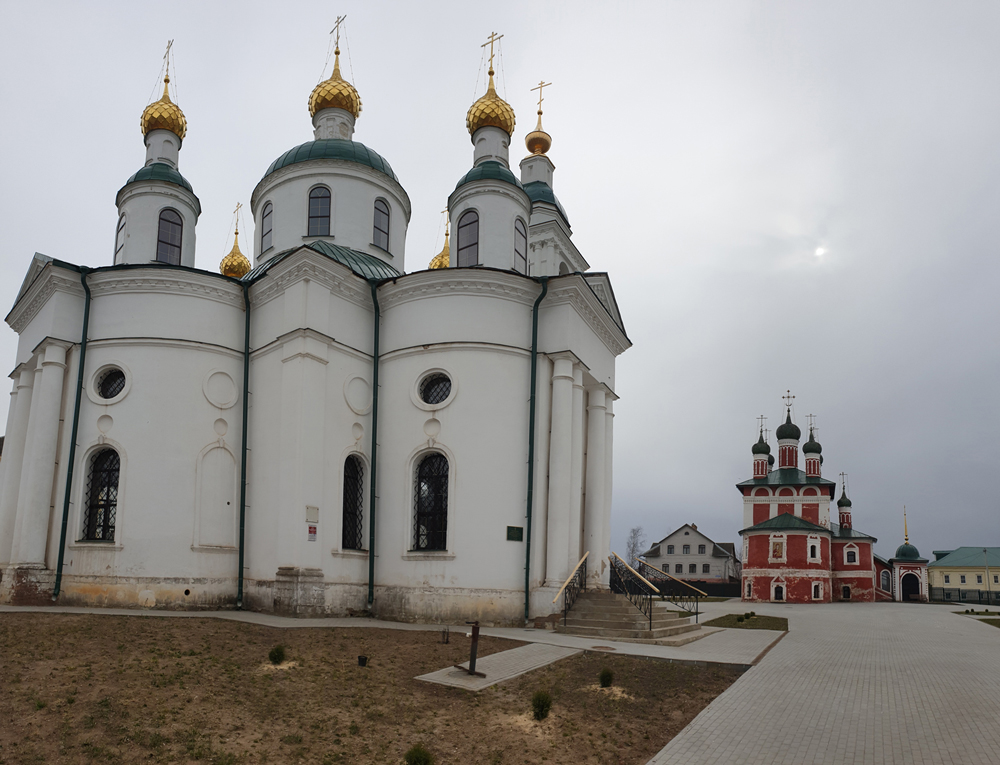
[466, 67, 515, 136]
[525, 110, 552, 156]
[141, 75, 187, 140]
[429, 228, 450, 270]
[309, 48, 362, 119]
[220, 228, 251, 278]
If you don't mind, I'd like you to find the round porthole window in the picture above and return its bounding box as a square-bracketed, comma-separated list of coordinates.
[419, 373, 451, 405]
[97, 368, 127, 399]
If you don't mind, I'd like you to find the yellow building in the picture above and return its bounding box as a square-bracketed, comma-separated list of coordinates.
[928, 547, 1000, 605]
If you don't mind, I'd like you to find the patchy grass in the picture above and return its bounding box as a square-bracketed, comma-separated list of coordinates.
[703, 613, 789, 631]
[978, 618, 1000, 629]
[0, 613, 742, 764]
[954, 610, 998, 616]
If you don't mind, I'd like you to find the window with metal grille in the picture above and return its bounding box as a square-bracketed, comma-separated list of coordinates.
[156, 209, 183, 264]
[308, 187, 331, 236]
[514, 218, 527, 273]
[847, 550, 857, 563]
[82, 449, 120, 541]
[688, 564, 697, 574]
[420, 373, 451, 405]
[342, 455, 364, 550]
[414, 453, 448, 550]
[114, 214, 126, 261]
[373, 199, 390, 251]
[261, 202, 273, 252]
[674, 564, 682, 574]
[97, 368, 126, 399]
[702, 563, 710, 574]
[881, 570, 891, 591]
[456, 211, 479, 267]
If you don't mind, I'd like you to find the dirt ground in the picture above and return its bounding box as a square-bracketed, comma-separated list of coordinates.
[702, 613, 788, 631]
[0, 613, 742, 765]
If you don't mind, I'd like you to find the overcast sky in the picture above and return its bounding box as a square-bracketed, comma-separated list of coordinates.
[1, 1, 998, 563]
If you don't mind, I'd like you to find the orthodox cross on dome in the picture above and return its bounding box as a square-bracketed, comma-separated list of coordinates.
[782, 390, 795, 413]
[233, 201, 242, 234]
[806, 413, 816, 429]
[757, 414, 767, 435]
[839, 472, 849, 495]
[764, 427, 771, 442]
[441, 208, 449, 236]
[330, 15, 347, 47]
[481, 31, 504, 72]
[531, 80, 552, 113]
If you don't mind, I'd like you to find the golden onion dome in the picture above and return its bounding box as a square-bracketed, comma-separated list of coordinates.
[466, 67, 515, 136]
[429, 228, 450, 270]
[525, 109, 552, 156]
[141, 75, 187, 140]
[309, 47, 362, 119]
[220, 228, 251, 278]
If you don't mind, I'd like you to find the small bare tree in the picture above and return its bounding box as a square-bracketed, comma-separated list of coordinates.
[625, 525, 647, 566]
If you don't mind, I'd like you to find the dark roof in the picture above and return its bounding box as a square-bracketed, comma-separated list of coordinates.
[245, 241, 401, 283]
[928, 547, 1000, 568]
[751, 434, 771, 455]
[715, 542, 736, 558]
[775, 411, 801, 440]
[740, 514, 829, 534]
[118, 163, 201, 214]
[262, 140, 399, 183]
[893, 543, 925, 562]
[932, 550, 954, 561]
[802, 431, 822, 454]
[837, 490, 853, 508]
[452, 161, 524, 196]
[736, 468, 836, 493]
[523, 181, 570, 227]
[830, 522, 876, 541]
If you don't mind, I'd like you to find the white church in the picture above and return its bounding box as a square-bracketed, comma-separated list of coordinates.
[0, 38, 629, 625]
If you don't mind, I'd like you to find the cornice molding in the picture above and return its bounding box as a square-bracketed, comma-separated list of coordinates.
[448, 181, 531, 212]
[544, 277, 631, 357]
[377, 270, 537, 311]
[6, 266, 83, 334]
[249, 249, 372, 311]
[87, 270, 244, 310]
[528, 220, 588, 271]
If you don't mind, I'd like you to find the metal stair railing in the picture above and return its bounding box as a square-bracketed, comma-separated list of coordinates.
[609, 552, 660, 630]
[552, 551, 589, 627]
[635, 559, 707, 623]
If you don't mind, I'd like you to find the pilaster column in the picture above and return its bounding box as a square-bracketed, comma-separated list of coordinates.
[12, 342, 69, 567]
[544, 356, 574, 586]
[602, 395, 616, 585]
[0, 367, 34, 565]
[567, 366, 585, 569]
[584, 386, 607, 586]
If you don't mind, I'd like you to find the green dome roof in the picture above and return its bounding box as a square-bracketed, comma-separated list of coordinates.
[452, 161, 524, 195]
[894, 542, 922, 560]
[524, 180, 570, 227]
[837, 491, 852, 508]
[752, 434, 771, 455]
[263, 140, 399, 183]
[117, 163, 200, 215]
[767, 454, 775, 466]
[803, 432, 822, 454]
[775, 411, 801, 440]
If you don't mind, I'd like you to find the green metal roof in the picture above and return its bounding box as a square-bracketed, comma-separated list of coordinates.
[736, 468, 836, 492]
[262, 140, 399, 183]
[893, 542, 925, 561]
[118, 163, 201, 214]
[928, 547, 1000, 568]
[830, 522, 876, 541]
[740, 514, 829, 534]
[523, 181, 570, 227]
[452, 161, 524, 195]
[244, 241, 400, 283]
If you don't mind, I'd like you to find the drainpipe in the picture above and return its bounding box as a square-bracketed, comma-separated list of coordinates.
[524, 277, 549, 622]
[367, 280, 381, 606]
[236, 282, 251, 609]
[53, 267, 91, 599]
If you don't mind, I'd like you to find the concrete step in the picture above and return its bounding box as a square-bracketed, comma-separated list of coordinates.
[563, 615, 690, 630]
[556, 622, 701, 640]
[569, 605, 682, 618]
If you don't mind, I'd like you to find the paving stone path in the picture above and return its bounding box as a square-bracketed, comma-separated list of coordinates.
[648, 602, 1000, 765]
[415, 643, 581, 691]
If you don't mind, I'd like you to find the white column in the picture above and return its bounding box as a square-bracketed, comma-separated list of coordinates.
[567, 366, 585, 569]
[603, 395, 616, 585]
[12, 342, 69, 567]
[0, 367, 34, 565]
[530, 356, 551, 589]
[584, 387, 607, 587]
[544, 356, 574, 586]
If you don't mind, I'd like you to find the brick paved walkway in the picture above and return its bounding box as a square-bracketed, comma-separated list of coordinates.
[648, 602, 1000, 765]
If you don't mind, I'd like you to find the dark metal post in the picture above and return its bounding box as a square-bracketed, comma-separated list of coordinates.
[454, 620, 486, 677]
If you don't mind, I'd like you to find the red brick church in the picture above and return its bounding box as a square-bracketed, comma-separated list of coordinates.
[737, 401, 888, 603]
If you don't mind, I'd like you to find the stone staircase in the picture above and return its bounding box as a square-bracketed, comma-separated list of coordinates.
[555, 590, 707, 646]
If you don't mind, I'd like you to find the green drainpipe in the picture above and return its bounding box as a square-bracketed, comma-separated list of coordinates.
[524, 277, 549, 622]
[367, 280, 381, 606]
[53, 267, 91, 599]
[236, 282, 251, 609]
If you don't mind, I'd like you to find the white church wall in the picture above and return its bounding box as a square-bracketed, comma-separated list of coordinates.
[448, 183, 531, 272]
[115, 183, 199, 267]
[250, 161, 410, 269]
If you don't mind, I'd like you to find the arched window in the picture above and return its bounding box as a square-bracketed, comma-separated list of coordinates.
[373, 199, 390, 251]
[156, 209, 183, 265]
[746, 581, 752, 598]
[414, 453, 448, 550]
[261, 202, 273, 252]
[880, 570, 891, 591]
[82, 449, 120, 541]
[308, 187, 331, 236]
[114, 214, 126, 261]
[813, 583, 821, 599]
[514, 219, 527, 273]
[810, 544, 817, 559]
[342, 455, 365, 550]
[456, 211, 479, 267]
[847, 550, 857, 563]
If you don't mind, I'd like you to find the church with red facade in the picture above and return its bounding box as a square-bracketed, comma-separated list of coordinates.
[737, 405, 893, 603]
